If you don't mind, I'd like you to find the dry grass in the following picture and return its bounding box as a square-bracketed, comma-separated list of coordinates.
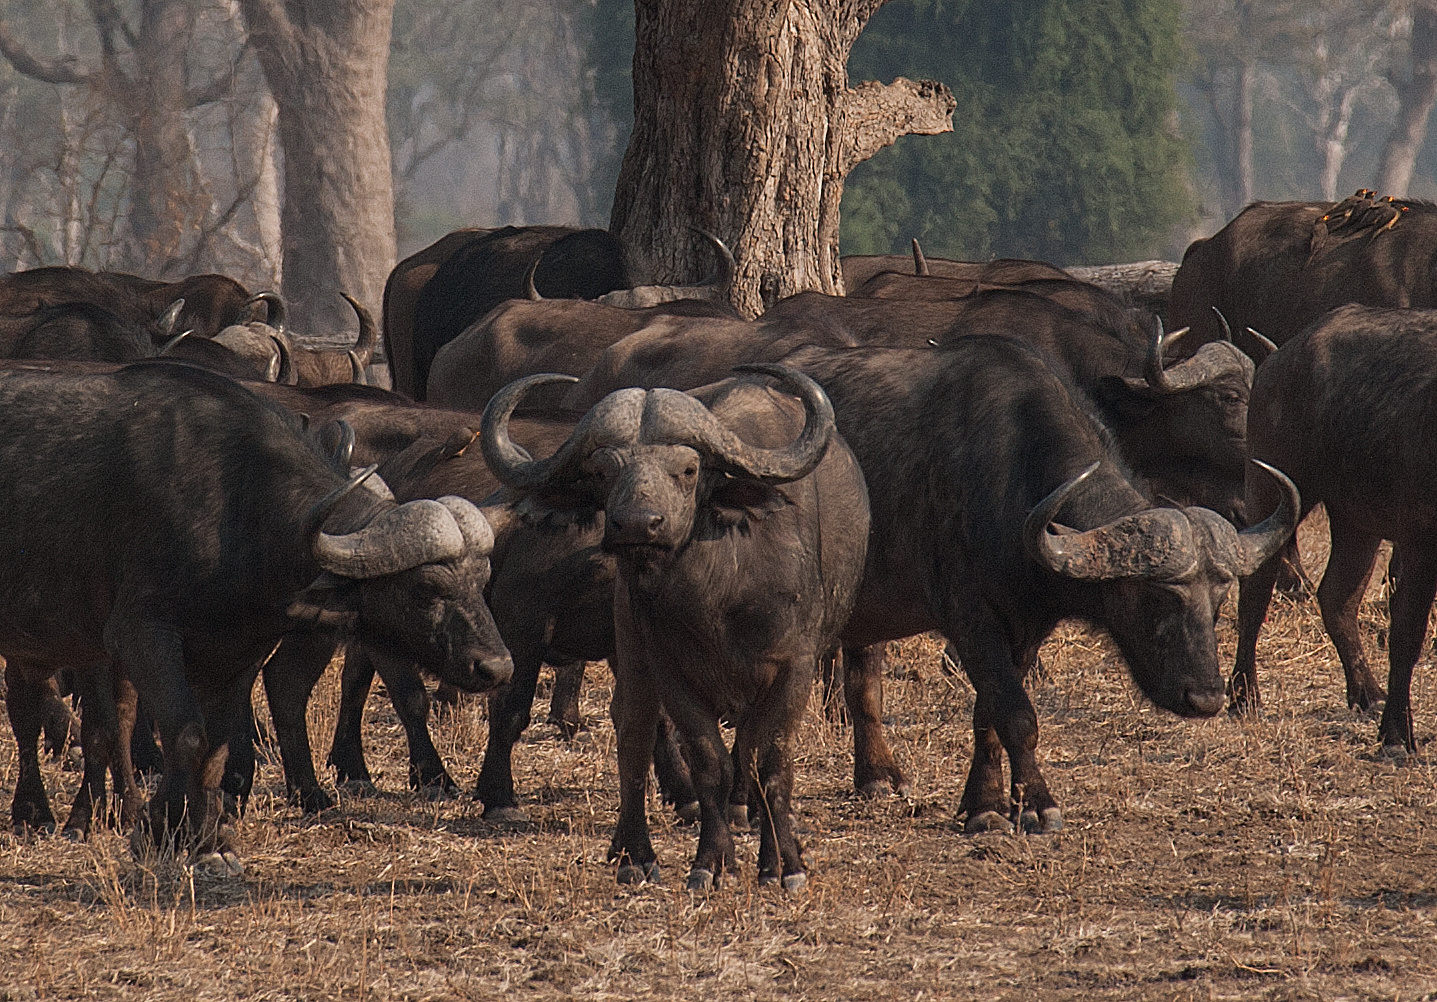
[3, 510, 1437, 1000]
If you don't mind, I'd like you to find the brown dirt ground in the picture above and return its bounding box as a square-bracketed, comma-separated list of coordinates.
[2, 510, 1436, 1001]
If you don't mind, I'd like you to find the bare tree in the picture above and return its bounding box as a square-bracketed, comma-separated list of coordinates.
[610, 0, 955, 317]
[238, 0, 397, 333]
[1378, 1, 1437, 195]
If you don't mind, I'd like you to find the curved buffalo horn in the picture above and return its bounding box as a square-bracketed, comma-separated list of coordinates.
[1245, 326, 1278, 360]
[159, 329, 193, 355]
[269, 333, 297, 385]
[302, 464, 379, 540]
[245, 291, 287, 333]
[692, 227, 736, 286]
[262, 341, 281, 382]
[314, 498, 467, 579]
[481, 372, 585, 488]
[1212, 306, 1234, 341]
[1123, 318, 1223, 395]
[438, 495, 495, 556]
[685, 363, 834, 482]
[341, 293, 378, 366]
[321, 419, 356, 469]
[347, 350, 368, 385]
[911, 238, 929, 276]
[524, 256, 544, 300]
[1231, 460, 1300, 576]
[1024, 463, 1202, 581]
[158, 298, 185, 336]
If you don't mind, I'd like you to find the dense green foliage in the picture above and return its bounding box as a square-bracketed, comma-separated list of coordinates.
[843, 0, 1194, 264]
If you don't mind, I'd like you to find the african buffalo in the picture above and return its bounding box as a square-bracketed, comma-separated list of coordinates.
[426, 295, 741, 412]
[0, 361, 511, 867]
[383, 229, 491, 398]
[405, 226, 630, 398]
[0, 302, 162, 363]
[0, 266, 249, 340]
[840, 244, 1072, 293]
[1233, 305, 1437, 749]
[1168, 192, 1437, 351]
[482, 365, 869, 890]
[782, 338, 1297, 831]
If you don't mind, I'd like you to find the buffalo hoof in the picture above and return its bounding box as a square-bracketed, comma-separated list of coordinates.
[616, 860, 660, 885]
[546, 715, 586, 740]
[415, 778, 459, 801]
[856, 773, 911, 799]
[483, 805, 529, 825]
[63, 746, 84, 772]
[294, 788, 335, 814]
[61, 826, 85, 843]
[686, 867, 716, 892]
[782, 872, 808, 894]
[1381, 741, 1411, 762]
[964, 810, 1015, 835]
[12, 819, 56, 838]
[727, 804, 749, 830]
[1020, 807, 1064, 834]
[674, 801, 700, 825]
[194, 851, 244, 878]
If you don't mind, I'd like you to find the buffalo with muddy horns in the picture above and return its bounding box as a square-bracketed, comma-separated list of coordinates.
[482, 365, 869, 891]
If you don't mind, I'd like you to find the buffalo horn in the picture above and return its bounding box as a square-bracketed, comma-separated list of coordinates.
[262, 341, 281, 382]
[1024, 463, 1201, 581]
[322, 419, 356, 469]
[1246, 327, 1278, 356]
[911, 238, 929, 276]
[438, 495, 495, 556]
[348, 350, 368, 385]
[342, 293, 379, 366]
[481, 373, 587, 488]
[1123, 318, 1254, 396]
[524, 257, 544, 300]
[159, 329, 193, 355]
[1231, 460, 1300, 576]
[302, 464, 379, 540]
[158, 298, 185, 335]
[1212, 306, 1233, 341]
[244, 291, 287, 333]
[677, 363, 834, 482]
[692, 227, 737, 287]
[270, 333, 297, 385]
[314, 498, 466, 579]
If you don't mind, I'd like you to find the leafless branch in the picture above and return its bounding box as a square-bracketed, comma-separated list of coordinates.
[1, 222, 45, 267]
[0, 21, 94, 85]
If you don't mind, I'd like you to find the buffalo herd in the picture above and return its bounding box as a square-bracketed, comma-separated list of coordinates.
[0, 190, 1431, 889]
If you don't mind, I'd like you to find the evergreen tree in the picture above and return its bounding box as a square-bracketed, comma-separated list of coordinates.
[843, 0, 1194, 264]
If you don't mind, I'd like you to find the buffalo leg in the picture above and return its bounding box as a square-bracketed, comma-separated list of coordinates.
[40, 676, 80, 765]
[130, 698, 164, 775]
[546, 659, 586, 737]
[607, 595, 662, 883]
[653, 709, 700, 822]
[6, 663, 56, 834]
[328, 646, 377, 790]
[62, 666, 121, 839]
[1378, 543, 1437, 753]
[110, 677, 141, 827]
[369, 649, 457, 795]
[662, 696, 737, 889]
[261, 632, 339, 812]
[1317, 517, 1386, 710]
[1232, 549, 1284, 714]
[1274, 535, 1314, 597]
[843, 643, 909, 797]
[472, 631, 547, 818]
[953, 625, 1061, 833]
[745, 663, 811, 889]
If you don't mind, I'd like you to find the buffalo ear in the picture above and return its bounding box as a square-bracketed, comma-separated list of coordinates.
[287, 573, 361, 627]
[708, 475, 791, 526]
[1092, 375, 1159, 419]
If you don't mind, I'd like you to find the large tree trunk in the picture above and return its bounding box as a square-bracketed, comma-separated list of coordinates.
[610, 0, 955, 318]
[1378, 1, 1437, 196]
[237, 0, 397, 335]
[1235, 60, 1254, 209]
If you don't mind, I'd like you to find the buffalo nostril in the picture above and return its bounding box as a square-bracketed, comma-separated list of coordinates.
[644, 513, 663, 537]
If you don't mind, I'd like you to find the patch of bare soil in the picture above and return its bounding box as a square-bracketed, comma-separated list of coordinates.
[2, 511, 1436, 1000]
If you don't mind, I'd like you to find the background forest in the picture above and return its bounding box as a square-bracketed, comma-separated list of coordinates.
[0, 0, 1431, 277]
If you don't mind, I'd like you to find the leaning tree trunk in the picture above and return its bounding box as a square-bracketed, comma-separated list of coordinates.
[610, 0, 955, 318]
[237, 0, 396, 335]
[1377, 0, 1437, 196]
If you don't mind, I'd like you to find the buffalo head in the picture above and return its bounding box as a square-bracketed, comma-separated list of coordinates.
[480, 364, 834, 582]
[1024, 459, 1298, 717]
[289, 469, 513, 692]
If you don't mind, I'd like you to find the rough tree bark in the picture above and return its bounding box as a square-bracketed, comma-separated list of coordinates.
[1378, 1, 1437, 196]
[610, 0, 956, 318]
[237, 0, 397, 335]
